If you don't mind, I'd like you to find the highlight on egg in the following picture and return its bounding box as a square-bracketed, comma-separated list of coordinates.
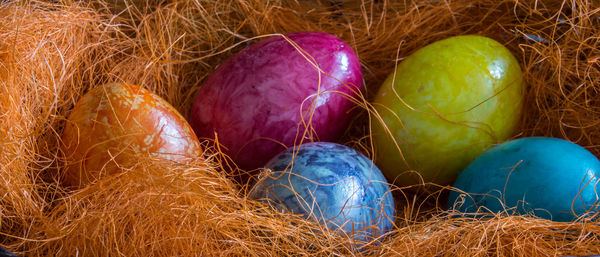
[189, 31, 363, 172]
[448, 137, 600, 222]
[61, 83, 202, 188]
[249, 142, 395, 242]
[371, 35, 523, 186]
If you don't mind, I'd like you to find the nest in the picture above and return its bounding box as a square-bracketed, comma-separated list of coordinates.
[1, 0, 600, 256]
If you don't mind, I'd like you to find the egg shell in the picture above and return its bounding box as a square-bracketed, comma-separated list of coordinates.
[371, 35, 523, 186]
[61, 83, 202, 187]
[448, 137, 600, 221]
[250, 142, 395, 241]
[189, 32, 363, 171]
[0, 246, 16, 257]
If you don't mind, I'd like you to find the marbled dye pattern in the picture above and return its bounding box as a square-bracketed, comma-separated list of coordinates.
[62, 83, 202, 187]
[189, 32, 363, 170]
[250, 142, 395, 241]
[372, 35, 523, 186]
[448, 137, 600, 222]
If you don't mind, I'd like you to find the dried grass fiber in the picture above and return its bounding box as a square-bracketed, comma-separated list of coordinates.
[1, 0, 600, 256]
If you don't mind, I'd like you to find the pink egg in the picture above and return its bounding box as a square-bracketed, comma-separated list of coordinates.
[190, 32, 363, 171]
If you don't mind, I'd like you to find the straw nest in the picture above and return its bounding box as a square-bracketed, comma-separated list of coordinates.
[1, 0, 600, 256]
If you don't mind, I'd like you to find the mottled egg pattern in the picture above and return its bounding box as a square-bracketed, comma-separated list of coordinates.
[190, 32, 363, 171]
[61, 83, 202, 187]
[372, 35, 523, 186]
[250, 142, 395, 241]
[448, 137, 600, 221]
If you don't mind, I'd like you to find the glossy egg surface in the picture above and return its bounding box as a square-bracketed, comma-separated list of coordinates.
[372, 35, 523, 186]
[61, 83, 202, 187]
[250, 142, 395, 241]
[448, 137, 600, 221]
[189, 32, 363, 171]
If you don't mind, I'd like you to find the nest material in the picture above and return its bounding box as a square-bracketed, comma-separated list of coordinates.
[1, 0, 600, 256]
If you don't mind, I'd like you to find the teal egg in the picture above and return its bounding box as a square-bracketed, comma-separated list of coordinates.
[250, 142, 395, 241]
[448, 137, 600, 221]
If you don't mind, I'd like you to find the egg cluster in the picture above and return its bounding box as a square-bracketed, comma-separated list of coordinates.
[61, 32, 600, 244]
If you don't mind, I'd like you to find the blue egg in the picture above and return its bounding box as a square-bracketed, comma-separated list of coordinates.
[0, 246, 16, 257]
[448, 137, 600, 221]
[250, 142, 395, 241]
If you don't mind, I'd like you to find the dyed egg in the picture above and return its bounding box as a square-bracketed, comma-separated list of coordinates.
[189, 32, 363, 171]
[448, 137, 600, 221]
[61, 83, 202, 187]
[250, 142, 395, 241]
[371, 35, 523, 186]
[0, 246, 16, 257]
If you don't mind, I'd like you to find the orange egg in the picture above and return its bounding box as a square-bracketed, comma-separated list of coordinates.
[61, 83, 201, 187]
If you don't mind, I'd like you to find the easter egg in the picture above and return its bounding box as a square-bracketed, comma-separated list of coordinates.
[250, 142, 395, 241]
[189, 32, 363, 171]
[371, 35, 523, 186]
[61, 83, 202, 187]
[0, 246, 16, 257]
[448, 137, 600, 221]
